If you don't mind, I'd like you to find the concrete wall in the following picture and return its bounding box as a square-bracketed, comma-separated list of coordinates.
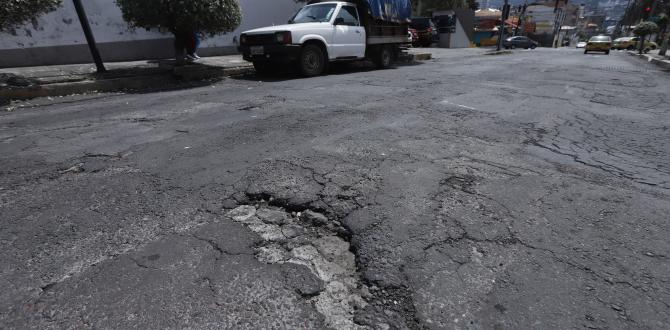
[433, 10, 473, 49]
[0, 0, 302, 68]
[437, 19, 471, 48]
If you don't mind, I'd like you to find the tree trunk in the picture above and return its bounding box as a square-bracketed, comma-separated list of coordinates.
[174, 31, 186, 63]
[639, 34, 645, 54]
[660, 34, 669, 56]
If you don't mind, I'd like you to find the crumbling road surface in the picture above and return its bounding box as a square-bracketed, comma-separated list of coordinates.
[2, 48, 670, 329]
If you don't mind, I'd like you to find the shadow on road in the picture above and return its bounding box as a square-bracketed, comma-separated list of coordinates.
[230, 59, 424, 83]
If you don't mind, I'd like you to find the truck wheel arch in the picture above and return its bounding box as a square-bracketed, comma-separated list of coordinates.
[299, 36, 329, 59]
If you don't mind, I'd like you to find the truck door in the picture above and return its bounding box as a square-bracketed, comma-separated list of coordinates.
[331, 5, 365, 59]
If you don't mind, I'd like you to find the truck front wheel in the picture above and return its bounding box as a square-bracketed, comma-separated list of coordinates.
[299, 44, 326, 77]
[373, 45, 392, 69]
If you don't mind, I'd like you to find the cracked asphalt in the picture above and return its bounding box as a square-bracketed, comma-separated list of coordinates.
[1, 47, 670, 329]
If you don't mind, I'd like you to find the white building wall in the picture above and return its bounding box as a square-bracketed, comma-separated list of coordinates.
[450, 19, 470, 48]
[0, 0, 302, 67]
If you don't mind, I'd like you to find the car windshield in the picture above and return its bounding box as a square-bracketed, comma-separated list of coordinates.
[411, 18, 431, 30]
[590, 36, 611, 42]
[291, 4, 337, 23]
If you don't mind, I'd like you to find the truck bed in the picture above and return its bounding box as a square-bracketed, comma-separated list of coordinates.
[366, 22, 408, 44]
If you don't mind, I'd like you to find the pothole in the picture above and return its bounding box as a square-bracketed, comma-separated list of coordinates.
[227, 203, 371, 329]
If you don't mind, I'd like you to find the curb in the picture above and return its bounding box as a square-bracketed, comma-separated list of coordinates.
[626, 51, 670, 70]
[0, 64, 254, 100]
[0, 53, 433, 102]
[484, 50, 513, 56]
[410, 52, 432, 61]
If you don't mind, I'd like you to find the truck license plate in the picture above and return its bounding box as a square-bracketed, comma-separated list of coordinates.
[250, 46, 264, 55]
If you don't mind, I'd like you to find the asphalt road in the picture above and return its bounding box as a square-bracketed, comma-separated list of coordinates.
[1, 47, 669, 329]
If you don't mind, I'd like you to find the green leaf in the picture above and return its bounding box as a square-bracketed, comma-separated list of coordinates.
[0, 0, 63, 32]
[115, 0, 242, 36]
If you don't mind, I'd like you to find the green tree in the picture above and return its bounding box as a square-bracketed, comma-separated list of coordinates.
[655, 13, 668, 42]
[0, 0, 62, 32]
[634, 21, 659, 54]
[660, 31, 669, 56]
[116, 0, 242, 59]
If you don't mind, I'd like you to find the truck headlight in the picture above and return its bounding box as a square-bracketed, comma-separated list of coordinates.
[275, 31, 292, 44]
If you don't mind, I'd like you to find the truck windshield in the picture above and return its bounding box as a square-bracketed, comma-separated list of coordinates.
[290, 4, 337, 23]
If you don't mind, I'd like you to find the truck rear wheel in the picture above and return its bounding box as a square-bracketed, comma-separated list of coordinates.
[374, 45, 392, 69]
[299, 44, 326, 77]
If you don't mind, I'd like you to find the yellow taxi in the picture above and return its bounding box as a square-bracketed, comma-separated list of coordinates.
[612, 37, 637, 50]
[612, 37, 658, 51]
[584, 35, 612, 54]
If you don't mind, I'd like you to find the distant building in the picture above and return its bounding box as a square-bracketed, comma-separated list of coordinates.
[0, 0, 302, 68]
[524, 0, 581, 46]
[474, 8, 502, 46]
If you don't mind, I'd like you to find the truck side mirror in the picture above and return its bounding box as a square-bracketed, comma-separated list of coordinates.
[334, 17, 344, 25]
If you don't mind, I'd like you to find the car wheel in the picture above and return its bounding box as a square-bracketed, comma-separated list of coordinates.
[605, 50, 610, 55]
[299, 44, 326, 77]
[627, 45, 635, 50]
[530, 44, 536, 49]
[373, 45, 393, 69]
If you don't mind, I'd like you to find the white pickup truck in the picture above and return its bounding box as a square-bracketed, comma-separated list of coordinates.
[238, 0, 411, 76]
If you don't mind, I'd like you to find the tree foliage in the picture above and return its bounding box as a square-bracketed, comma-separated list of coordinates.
[656, 13, 669, 28]
[0, 0, 62, 32]
[115, 0, 242, 35]
[633, 21, 659, 36]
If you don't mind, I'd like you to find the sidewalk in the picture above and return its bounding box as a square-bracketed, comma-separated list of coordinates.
[627, 49, 670, 70]
[0, 55, 252, 102]
[0, 50, 433, 103]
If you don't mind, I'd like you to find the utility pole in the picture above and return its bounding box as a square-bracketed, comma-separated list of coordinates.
[552, 0, 567, 48]
[496, 0, 510, 51]
[515, 3, 528, 36]
[72, 0, 106, 73]
[552, 9, 561, 47]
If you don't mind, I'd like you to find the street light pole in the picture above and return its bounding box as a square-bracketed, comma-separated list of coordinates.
[497, 0, 510, 51]
[72, 0, 106, 73]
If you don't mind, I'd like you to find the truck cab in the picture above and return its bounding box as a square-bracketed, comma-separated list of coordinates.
[238, 0, 410, 76]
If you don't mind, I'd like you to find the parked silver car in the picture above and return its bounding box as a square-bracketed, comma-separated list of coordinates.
[503, 36, 538, 49]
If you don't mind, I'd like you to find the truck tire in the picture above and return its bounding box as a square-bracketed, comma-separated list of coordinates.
[299, 44, 326, 77]
[374, 45, 392, 69]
